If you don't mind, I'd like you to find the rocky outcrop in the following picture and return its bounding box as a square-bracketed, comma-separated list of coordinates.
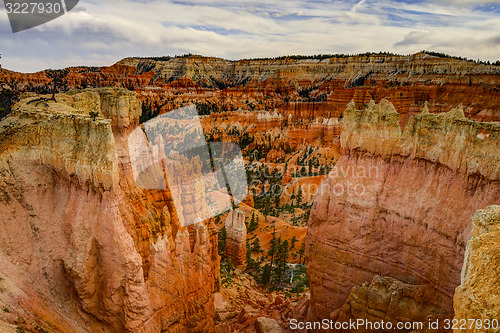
[224, 209, 247, 267]
[255, 317, 283, 333]
[336, 276, 444, 332]
[453, 205, 500, 332]
[212, 271, 298, 333]
[0, 88, 219, 332]
[305, 100, 500, 322]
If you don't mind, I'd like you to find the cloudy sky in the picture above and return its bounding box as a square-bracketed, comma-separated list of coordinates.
[0, 0, 499, 73]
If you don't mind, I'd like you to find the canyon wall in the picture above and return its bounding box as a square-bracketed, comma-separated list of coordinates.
[0, 88, 219, 332]
[305, 100, 500, 322]
[201, 111, 340, 150]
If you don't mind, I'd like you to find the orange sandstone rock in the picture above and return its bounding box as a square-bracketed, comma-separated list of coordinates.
[453, 205, 500, 333]
[224, 209, 247, 267]
[0, 88, 219, 332]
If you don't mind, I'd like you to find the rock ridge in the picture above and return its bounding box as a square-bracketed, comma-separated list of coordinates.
[341, 99, 500, 180]
[2, 52, 499, 122]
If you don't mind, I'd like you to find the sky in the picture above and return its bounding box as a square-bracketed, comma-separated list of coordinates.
[0, 0, 499, 73]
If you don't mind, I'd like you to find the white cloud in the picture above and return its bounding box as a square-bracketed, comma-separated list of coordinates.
[0, 0, 499, 72]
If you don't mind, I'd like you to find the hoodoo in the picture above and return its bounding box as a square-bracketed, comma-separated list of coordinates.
[224, 209, 247, 267]
[0, 52, 499, 332]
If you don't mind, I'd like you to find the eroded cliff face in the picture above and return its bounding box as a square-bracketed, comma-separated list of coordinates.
[453, 205, 500, 332]
[1, 52, 499, 122]
[0, 88, 219, 332]
[305, 100, 500, 323]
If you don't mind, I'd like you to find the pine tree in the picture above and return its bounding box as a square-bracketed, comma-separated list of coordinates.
[274, 190, 281, 207]
[300, 166, 307, 177]
[264, 201, 271, 216]
[218, 227, 227, 257]
[263, 226, 277, 285]
[0, 88, 19, 120]
[298, 243, 305, 265]
[246, 240, 253, 266]
[27, 69, 69, 107]
[269, 237, 282, 285]
[261, 263, 272, 285]
[248, 212, 258, 232]
[272, 239, 289, 285]
[251, 238, 262, 252]
[296, 186, 303, 206]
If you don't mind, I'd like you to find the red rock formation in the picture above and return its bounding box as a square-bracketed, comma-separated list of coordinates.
[1, 52, 499, 122]
[279, 102, 339, 119]
[285, 118, 341, 148]
[224, 209, 247, 267]
[0, 88, 219, 332]
[305, 100, 500, 322]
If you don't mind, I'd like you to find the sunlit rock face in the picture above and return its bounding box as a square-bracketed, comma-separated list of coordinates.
[0, 88, 220, 332]
[453, 205, 500, 333]
[224, 209, 247, 267]
[305, 100, 500, 321]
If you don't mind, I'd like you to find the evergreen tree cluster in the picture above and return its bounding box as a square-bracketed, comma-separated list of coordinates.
[0, 88, 19, 119]
[248, 212, 258, 232]
[421, 50, 500, 66]
[136, 51, 500, 67]
[293, 147, 332, 177]
[218, 226, 227, 257]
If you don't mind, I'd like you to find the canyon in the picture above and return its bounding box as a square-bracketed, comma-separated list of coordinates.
[0, 52, 499, 332]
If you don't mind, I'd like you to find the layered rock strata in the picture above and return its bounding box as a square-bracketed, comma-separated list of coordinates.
[2, 52, 499, 121]
[0, 88, 219, 332]
[201, 111, 341, 149]
[305, 100, 500, 322]
[224, 209, 247, 267]
[453, 205, 500, 332]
